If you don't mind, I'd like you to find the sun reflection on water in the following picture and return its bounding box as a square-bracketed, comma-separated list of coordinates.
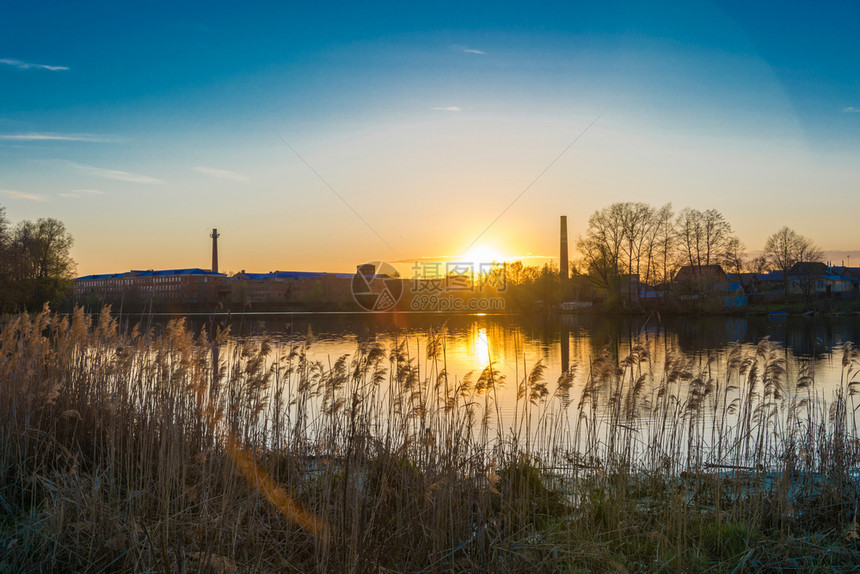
[472, 326, 491, 368]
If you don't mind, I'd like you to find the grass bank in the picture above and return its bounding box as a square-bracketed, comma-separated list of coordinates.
[1, 306, 858, 572]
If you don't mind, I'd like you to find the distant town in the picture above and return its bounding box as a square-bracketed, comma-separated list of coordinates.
[72, 215, 860, 315]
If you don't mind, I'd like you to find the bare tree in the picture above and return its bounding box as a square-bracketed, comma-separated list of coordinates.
[763, 226, 823, 299]
[721, 236, 746, 275]
[651, 203, 676, 286]
[619, 202, 657, 302]
[577, 204, 626, 301]
[578, 202, 676, 305]
[750, 254, 769, 274]
[676, 208, 734, 270]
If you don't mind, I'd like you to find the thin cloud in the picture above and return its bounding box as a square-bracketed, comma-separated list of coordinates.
[193, 166, 249, 181]
[0, 58, 68, 71]
[60, 188, 103, 198]
[843, 107, 860, 113]
[391, 255, 455, 264]
[431, 106, 462, 112]
[452, 45, 485, 55]
[0, 132, 114, 142]
[0, 188, 47, 202]
[68, 162, 164, 184]
[392, 253, 554, 269]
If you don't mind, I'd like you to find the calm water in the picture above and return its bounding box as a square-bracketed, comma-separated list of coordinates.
[137, 311, 860, 420]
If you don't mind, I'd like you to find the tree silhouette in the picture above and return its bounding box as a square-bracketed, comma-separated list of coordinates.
[1, 211, 76, 310]
[763, 226, 823, 299]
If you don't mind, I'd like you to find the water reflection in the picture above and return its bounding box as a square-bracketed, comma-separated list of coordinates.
[471, 326, 491, 368]
[131, 311, 860, 405]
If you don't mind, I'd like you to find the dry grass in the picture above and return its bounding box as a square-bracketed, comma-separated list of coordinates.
[0, 306, 858, 572]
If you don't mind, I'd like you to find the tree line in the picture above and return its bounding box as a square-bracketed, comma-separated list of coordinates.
[574, 202, 823, 305]
[0, 200, 829, 313]
[0, 205, 76, 313]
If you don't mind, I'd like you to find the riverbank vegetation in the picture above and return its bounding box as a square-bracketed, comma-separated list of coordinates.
[573, 202, 826, 309]
[0, 207, 76, 314]
[1, 307, 859, 572]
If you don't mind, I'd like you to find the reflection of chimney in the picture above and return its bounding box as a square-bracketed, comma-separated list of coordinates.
[560, 215, 569, 280]
[210, 228, 220, 273]
[561, 323, 570, 372]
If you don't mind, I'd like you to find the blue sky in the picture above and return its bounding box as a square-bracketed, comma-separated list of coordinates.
[1, 0, 858, 275]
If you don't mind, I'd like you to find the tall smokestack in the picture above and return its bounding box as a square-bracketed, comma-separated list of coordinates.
[210, 228, 220, 273]
[560, 215, 569, 281]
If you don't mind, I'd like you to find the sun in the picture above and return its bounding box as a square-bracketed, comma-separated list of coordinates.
[461, 244, 507, 270]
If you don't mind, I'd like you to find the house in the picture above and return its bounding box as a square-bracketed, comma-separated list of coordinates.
[730, 271, 785, 304]
[673, 264, 728, 285]
[672, 265, 747, 307]
[829, 267, 860, 296]
[786, 262, 859, 298]
[723, 281, 748, 308]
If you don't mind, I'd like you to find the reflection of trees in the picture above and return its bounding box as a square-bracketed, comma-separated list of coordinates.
[171, 313, 860, 390]
[665, 317, 749, 356]
[775, 317, 860, 359]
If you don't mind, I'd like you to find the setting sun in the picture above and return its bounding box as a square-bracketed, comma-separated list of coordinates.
[461, 245, 507, 270]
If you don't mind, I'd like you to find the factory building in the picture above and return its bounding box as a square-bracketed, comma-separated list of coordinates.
[73, 229, 370, 310]
[74, 268, 229, 308]
[230, 271, 354, 306]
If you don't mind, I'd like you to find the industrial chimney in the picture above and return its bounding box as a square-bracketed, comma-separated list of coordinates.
[210, 228, 220, 273]
[559, 215, 569, 281]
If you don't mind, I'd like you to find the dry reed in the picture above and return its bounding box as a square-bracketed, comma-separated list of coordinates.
[0, 306, 858, 572]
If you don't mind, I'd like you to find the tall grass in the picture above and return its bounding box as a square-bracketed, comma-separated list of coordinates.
[0, 306, 858, 572]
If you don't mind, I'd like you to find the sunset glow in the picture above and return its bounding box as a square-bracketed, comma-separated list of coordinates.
[5, 3, 860, 570]
[461, 245, 508, 270]
[1, 1, 858, 276]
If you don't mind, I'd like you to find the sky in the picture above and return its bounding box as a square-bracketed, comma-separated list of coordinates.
[1, 0, 858, 277]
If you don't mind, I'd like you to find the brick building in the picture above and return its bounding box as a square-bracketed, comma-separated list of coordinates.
[74, 268, 229, 308]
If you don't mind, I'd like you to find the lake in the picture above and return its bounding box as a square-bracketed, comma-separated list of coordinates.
[131, 311, 860, 427]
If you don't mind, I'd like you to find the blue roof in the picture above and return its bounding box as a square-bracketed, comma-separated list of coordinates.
[233, 270, 355, 280]
[130, 268, 225, 277]
[820, 273, 859, 283]
[76, 272, 128, 281]
[76, 268, 226, 280]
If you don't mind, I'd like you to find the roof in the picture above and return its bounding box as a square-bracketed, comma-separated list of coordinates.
[782, 263, 860, 283]
[673, 264, 727, 283]
[787, 261, 828, 276]
[76, 268, 227, 281]
[232, 270, 355, 281]
[819, 272, 859, 283]
[729, 272, 784, 285]
[75, 272, 128, 281]
[831, 266, 860, 280]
